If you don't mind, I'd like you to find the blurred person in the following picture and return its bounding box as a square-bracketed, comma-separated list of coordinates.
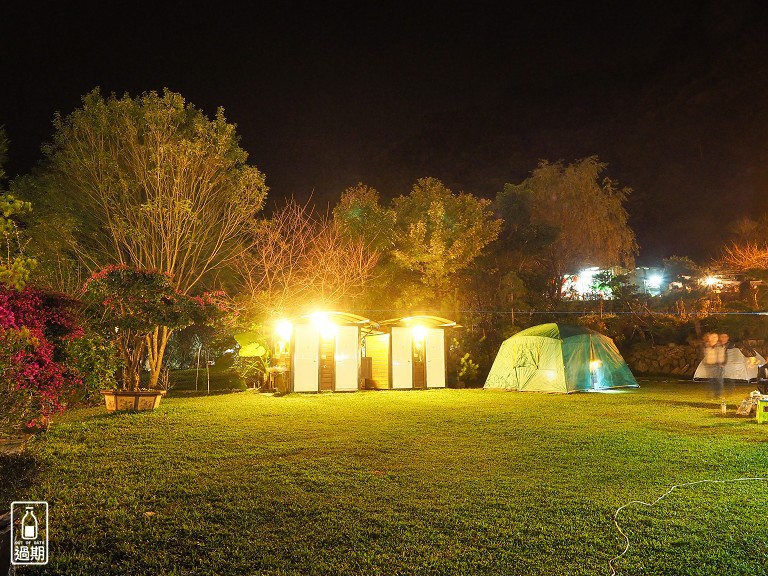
[701, 332, 723, 399]
[718, 333, 735, 395]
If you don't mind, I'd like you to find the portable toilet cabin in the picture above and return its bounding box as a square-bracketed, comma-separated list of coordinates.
[364, 316, 459, 389]
[274, 311, 376, 393]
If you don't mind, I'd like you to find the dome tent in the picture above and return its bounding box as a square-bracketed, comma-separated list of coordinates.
[693, 346, 765, 383]
[484, 323, 639, 393]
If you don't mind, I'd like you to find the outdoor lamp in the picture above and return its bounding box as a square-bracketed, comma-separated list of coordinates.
[412, 325, 427, 343]
[276, 320, 292, 342]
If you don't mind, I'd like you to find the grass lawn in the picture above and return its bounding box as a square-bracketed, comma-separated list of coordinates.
[2, 380, 768, 575]
[141, 367, 248, 395]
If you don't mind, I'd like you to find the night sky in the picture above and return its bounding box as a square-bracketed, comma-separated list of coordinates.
[3, 1, 768, 265]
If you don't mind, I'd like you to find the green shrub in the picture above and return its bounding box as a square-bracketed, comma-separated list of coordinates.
[65, 331, 122, 405]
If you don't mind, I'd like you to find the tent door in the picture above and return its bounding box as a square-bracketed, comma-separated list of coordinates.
[319, 336, 335, 391]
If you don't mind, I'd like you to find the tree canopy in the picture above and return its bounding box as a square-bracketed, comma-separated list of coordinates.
[333, 183, 396, 251]
[391, 177, 501, 304]
[20, 88, 268, 295]
[0, 127, 37, 289]
[501, 156, 637, 300]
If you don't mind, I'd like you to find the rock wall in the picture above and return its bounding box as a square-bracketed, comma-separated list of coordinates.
[624, 340, 768, 378]
[624, 343, 701, 378]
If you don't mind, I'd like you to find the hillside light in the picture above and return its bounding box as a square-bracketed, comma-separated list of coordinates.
[576, 266, 600, 295]
[648, 274, 663, 290]
[705, 276, 718, 286]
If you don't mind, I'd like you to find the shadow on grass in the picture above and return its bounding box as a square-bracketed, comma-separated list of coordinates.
[647, 399, 723, 410]
[0, 452, 42, 510]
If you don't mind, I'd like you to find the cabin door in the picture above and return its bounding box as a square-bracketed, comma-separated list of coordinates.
[318, 336, 335, 391]
[412, 335, 426, 389]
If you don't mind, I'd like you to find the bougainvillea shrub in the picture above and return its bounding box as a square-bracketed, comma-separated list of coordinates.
[84, 265, 231, 390]
[0, 285, 84, 433]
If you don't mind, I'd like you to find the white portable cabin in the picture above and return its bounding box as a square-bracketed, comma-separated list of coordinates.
[275, 312, 376, 393]
[363, 316, 459, 390]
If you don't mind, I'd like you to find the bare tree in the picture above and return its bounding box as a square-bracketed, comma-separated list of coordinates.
[238, 198, 380, 319]
[720, 242, 768, 271]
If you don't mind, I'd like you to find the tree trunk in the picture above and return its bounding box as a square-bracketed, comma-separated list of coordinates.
[146, 325, 173, 389]
[117, 330, 146, 391]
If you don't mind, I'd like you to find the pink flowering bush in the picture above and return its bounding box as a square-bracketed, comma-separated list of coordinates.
[84, 265, 231, 391]
[0, 286, 84, 433]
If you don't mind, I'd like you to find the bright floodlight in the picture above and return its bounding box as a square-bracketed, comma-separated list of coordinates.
[576, 267, 599, 295]
[412, 325, 427, 342]
[276, 320, 293, 342]
[705, 276, 718, 286]
[310, 312, 337, 340]
[648, 275, 662, 289]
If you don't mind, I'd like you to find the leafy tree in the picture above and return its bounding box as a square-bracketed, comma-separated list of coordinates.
[662, 256, 703, 289]
[0, 127, 37, 289]
[728, 215, 768, 245]
[18, 89, 267, 381]
[84, 265, 228, 390]
[390, 177, 501, 308]
[20, 88, 268, 294]
[503, 156, 638, 302]
[333, 183, 396, 251]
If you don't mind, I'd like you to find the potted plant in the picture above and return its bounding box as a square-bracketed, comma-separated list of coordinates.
[84, 265, 226, 412]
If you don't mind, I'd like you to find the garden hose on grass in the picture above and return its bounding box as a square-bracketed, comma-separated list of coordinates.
[609, 477, 768, 576]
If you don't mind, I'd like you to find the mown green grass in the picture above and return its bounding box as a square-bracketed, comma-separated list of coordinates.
[138, 367, 247, 395]
[164, 367, 247, 394]
[2, 380, 768, 575]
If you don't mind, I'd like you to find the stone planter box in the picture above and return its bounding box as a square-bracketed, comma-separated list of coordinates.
[100, 390, 167, 412]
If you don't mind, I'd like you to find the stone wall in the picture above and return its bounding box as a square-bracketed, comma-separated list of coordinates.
[623, 340, 768, 378]
[624, 343, 699, 377]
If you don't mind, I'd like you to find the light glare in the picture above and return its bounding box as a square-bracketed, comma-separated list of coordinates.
[276, 320, 293, 342]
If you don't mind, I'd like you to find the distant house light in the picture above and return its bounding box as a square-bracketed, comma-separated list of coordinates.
[647, 274, 663, 290]
[575, 267, 600, 295]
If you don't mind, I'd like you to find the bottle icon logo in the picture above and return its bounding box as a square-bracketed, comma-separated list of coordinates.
[21, 506, 38, 540]
[10, 501, 48, 565]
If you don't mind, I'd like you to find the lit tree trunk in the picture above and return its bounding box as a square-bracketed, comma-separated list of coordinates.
[145, 326, 172, 389]
[116, 330, 146, 391]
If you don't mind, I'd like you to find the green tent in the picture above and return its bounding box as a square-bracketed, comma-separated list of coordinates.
[484, 323, 639, 393]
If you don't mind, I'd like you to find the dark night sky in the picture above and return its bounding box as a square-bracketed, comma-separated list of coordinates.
[2, 1, 768, 265]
